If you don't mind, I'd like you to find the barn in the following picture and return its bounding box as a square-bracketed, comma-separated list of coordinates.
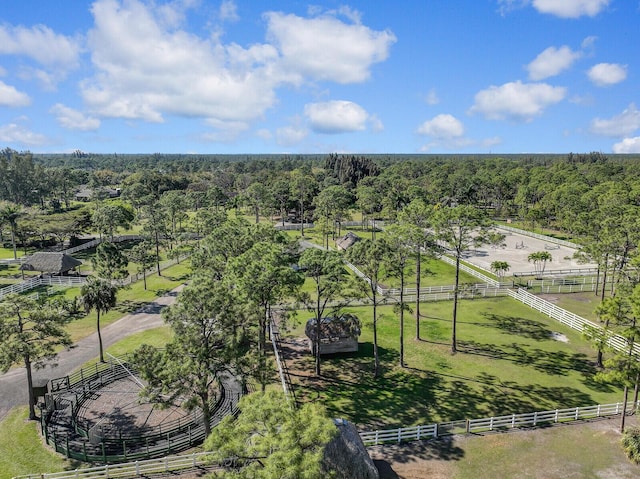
[20, 252, 82, 276]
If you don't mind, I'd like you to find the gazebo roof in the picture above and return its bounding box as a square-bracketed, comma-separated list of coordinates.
[20, 252, 82, 274]
[305, 314, 361, 341]
[336, 232, 361, 251]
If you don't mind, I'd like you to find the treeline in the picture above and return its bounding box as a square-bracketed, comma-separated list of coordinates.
[3, 148, 640, 239]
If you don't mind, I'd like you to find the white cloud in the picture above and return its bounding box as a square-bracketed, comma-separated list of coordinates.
[0, 81, 31, 107]
[304, 100, 369, 134]
[264, 11, 396, 84]
[527, 46, 581, 80]
[532, 0, 610, 18]
[83, 0, 281, 123]
[613, 137, 640, 154]
[50, 103, 101, 131]
[219, 0, 239, 22]
[417, 114, 464, 139]
[201, 118, 249, 142]
[81, 0, 394, 129]
[590, 103, 640, 137]
[276, 125, 309, 146]
[0, 24, 81, 67]
[256, 128, 272, 141]
[0, 123, 47, 145]
[587, 63, 627, 86]
[368, 114, 384, 132]
[497, 0, 528, 16]
[469, 81, 566, 122]
[424, 89, 440, 105]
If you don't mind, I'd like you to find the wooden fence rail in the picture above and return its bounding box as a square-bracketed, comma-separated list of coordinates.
[496, 225, 579, 249]
[360, 401, 637, 446]
[508, 288, 640, 356]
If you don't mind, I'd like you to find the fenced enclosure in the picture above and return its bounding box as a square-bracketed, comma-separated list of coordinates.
[360, 401, 638, 446]
[508, 288, 640, 357]
[496, 225, 579, 249]
[41, 357, 243, 463]
[0, 275, 86, 300]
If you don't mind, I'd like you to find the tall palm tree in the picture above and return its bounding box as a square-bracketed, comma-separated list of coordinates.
[0, 201, 23, 260]
[80, 277, 118, 362]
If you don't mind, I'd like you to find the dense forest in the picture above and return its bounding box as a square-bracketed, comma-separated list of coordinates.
[2, 148, 640, 230]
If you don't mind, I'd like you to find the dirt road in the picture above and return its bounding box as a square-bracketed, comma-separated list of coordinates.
[0, 284, 185, 421]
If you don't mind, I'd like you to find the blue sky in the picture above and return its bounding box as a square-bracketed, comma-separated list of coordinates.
[0, 0, 638, 154]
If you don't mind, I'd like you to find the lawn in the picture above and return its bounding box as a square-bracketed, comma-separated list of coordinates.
[79, 326, 173, 370]
[64, 261, 191, 343]
[370, 417, 640, 478]
[0, 407, 78, 479]
[285, 297, 623, 429]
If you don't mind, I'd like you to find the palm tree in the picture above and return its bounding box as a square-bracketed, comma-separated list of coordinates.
[490, 261, 511, 281]
[80, 277, 118, 362]
[528, 251, 552, 278]
[0, 201, 23, 260]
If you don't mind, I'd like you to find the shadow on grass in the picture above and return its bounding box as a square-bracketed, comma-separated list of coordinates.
[482, 313, 554, 341]
[286, 337, 616, 430]
[115, 299, 147, 314]
[290, 343, 443, 428]
[459, 339, 596, 377]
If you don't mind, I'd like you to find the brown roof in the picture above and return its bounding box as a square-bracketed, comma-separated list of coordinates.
[335, 231, 361, 251]
[305, 314, 361, 341]
[20, 252, 82, 274]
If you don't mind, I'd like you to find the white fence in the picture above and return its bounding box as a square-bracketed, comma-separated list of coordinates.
[0, 276, 86, 300]
[508, 288, 640, 356]
[62, 234, 143, 255]
[438, 255, 499, 286]
[512, 267, 599, 278]
[496, 225, 579, 249]
[12, 451, 226, 479]
[360, 401, 637, 446]
[526, 276, 609, 294]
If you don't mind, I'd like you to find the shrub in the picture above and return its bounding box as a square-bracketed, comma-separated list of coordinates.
[621, 427, 640, 464]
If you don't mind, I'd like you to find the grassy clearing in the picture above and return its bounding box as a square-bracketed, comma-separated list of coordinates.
[0, 407, 78, 479]
[80, 326, 173, 370]
[286, 297, 622, 429]
[64, 261, 191, 343]
[370, 417, 640, 478]
[541, 291, 603, 322]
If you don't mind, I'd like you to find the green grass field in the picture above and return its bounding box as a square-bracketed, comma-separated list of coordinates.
[64, 261, 191, 343]
[286, 297, 622, 429]
[371, 417, 640, 478]
[0, 407, 77, 479]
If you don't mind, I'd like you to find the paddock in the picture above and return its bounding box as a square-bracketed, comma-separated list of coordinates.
[462, 227, 597, 277]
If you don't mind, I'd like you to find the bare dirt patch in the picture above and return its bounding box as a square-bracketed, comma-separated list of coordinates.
[80, 375, 190, 436]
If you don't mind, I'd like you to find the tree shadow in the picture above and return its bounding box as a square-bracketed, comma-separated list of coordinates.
[372, 435, 465, 478]
[481, 313, 554, 341]
[459, 339, 597, 377]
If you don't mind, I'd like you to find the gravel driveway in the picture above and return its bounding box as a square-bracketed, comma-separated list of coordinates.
[0, 284, 185, 421]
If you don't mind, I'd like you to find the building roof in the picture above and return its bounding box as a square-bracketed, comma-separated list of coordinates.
[20, 252, 82, 274]
[335, 231, 361, 251]
[305, 314, 361, 341]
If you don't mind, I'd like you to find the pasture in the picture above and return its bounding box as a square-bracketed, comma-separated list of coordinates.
[285, 297, 622, 429]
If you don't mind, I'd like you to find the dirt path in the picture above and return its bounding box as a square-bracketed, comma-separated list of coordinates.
[0, 284, 185, 421]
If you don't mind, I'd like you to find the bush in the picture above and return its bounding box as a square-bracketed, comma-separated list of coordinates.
[621, 427, 640, 464]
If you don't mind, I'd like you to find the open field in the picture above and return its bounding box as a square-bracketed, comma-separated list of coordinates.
[0, 407, 76, 479]
[284, 297, 623, 429]
[463, 227, 595, 276]
[370, 416, 640, 478]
